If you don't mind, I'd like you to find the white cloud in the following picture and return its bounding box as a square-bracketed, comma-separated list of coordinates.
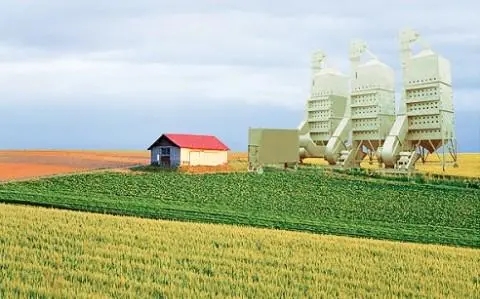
[0, 56, 309, 110]
[0, 1, 478, 112]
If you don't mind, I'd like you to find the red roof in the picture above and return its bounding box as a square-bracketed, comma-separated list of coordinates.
[148, 133, 230, 151]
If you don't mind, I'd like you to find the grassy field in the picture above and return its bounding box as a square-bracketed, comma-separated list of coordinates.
[0, 169, 478, 248]
[1, 204, 478, 298]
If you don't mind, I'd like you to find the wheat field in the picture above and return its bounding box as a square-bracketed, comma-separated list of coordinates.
[302, 153, 480, 178]
[1, 204, 478, 298]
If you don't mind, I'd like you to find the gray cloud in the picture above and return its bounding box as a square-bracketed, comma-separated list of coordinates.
[0, 0, 478, 112]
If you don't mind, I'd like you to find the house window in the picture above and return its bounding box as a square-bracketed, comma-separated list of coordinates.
[161, 147, 170, 156]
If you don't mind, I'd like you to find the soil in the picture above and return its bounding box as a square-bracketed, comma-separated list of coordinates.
[0, 150, 149, 181]
[0, 150, 250, 181]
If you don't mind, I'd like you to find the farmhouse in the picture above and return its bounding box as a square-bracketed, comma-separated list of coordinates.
[147, 133, 230, 167]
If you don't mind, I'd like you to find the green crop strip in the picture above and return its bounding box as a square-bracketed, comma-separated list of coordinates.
[0, 170, 478, 248]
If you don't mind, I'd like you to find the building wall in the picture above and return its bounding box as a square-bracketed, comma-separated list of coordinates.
[150, 145, 181, 167]
[150, 146, 228, 167]
[248, 128, 299, 164]
[180, 148, 228, 166]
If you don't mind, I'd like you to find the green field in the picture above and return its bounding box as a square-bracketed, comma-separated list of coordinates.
[0, 169, 479, 248]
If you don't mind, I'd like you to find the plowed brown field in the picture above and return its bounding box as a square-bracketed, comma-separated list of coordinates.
[0, 150, 250, 181]
[0, 150, 149, 181]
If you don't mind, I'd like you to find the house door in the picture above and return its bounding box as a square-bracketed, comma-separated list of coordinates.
[160, 156, 171, 167]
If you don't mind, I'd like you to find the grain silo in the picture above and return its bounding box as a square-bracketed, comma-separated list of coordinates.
[381, 29, 458, 171]
[325, 39, 396, 168]
[298, 51, 349, 161]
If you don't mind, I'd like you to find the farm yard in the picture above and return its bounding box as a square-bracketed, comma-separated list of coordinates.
[1, 204, 479, 298]
[1, 9, 479, 298]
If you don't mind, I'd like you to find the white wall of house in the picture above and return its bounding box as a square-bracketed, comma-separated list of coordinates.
[180, 148, 228, 166]
[150, 146, 227, 167]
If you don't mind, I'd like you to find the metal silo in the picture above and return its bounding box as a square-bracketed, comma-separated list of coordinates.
[325, 39, 396, 168]
[381, 29, 458, 172]
[298, 51, 350, 161]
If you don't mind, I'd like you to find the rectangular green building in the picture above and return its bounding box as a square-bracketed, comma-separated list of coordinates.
[248, 128, 299, 172]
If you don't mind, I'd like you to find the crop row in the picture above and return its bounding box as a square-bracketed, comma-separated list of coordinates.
[1, 204, 478, 298]
[0, 170, 478, 248]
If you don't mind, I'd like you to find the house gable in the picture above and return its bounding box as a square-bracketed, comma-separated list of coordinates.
[147, 135, 178, 150]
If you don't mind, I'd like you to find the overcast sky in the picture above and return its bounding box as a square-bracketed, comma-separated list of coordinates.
[1, 1, 479, 151]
